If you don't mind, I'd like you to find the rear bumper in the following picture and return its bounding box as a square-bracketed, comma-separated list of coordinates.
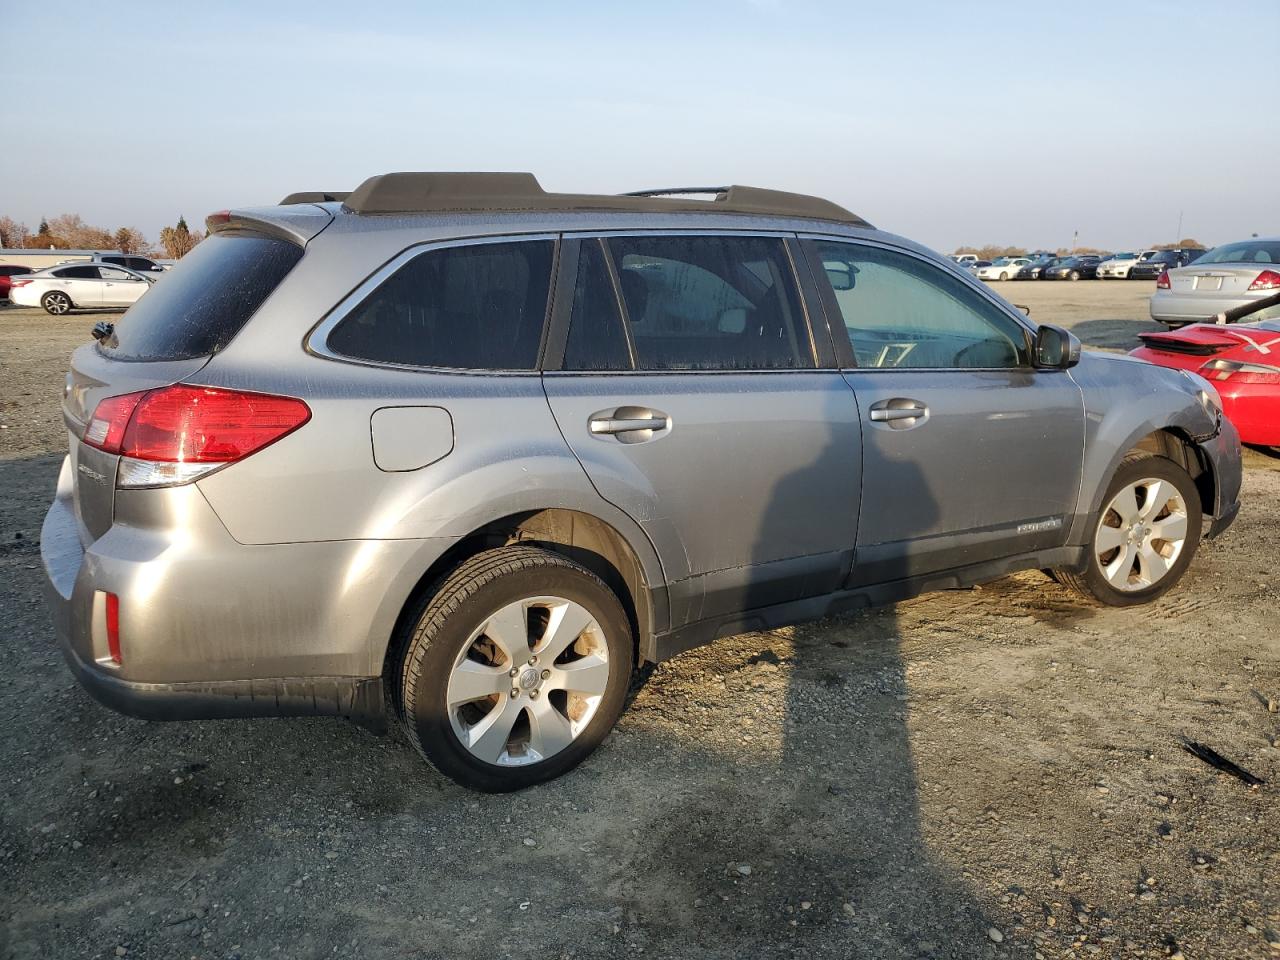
[40, 456, 453, 730]
[1216, 384, 1280, 446]
[1150, 290, 1256, 323]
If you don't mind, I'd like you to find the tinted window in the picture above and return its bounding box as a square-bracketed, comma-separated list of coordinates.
[56, 265, 101, 279]
[0, 266, 30, 276]
[1197, 241, 1280, 265]
[98, 267, 134, 281]
[101, 256, 126, 267]
[102, 232, 302, 362]
[327, 240, 553, 370]
[812, 240, 1028, 369]
[126, 257, 157, 271]
[563, 239, 631, 371]
[605, 235, 811, 371]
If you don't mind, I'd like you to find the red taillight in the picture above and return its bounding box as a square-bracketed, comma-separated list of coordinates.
[9, 278, 31, 288]
[1247, 269, 1280, 292]
[83, 391, 146, 453]
[1199, 358, 1280, 384]
[1155, 270, 1171, 289]
[105, 592, 122, 664]
[84, 385, 310, 462]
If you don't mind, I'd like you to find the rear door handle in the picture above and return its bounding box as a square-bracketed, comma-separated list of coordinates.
[590, 416, 668, 434]
[868, 399, 929, 427]
[588, 406, 671, 443]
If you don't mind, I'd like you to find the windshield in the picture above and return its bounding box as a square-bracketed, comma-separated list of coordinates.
[1196, 241, 1280, 265]
[1112, 252, 1136, 260]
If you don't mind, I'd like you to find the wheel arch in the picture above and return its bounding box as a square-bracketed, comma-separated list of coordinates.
[379, 508, 667, 694]
[1087, 427, 1216, 526]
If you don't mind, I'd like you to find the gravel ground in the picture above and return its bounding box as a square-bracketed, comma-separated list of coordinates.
[1, 284, 1278, 960]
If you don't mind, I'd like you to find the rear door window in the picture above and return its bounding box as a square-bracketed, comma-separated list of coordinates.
[326, 240, 554, 370]
[101, 232, 303, 361]
[56, 265, 100, 279]
[591, 234, 812, 371]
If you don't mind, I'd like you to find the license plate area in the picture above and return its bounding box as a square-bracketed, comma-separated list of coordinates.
[1195, 275, 1222, 291]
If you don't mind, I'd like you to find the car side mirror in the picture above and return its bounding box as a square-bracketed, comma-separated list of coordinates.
[1033, 323, 1081, 369]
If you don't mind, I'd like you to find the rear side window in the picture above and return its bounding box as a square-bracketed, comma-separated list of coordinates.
[327, 240, 554, 370]
[563, 239, 632, 371]
[600, 234, 811, 371]
[102, 233, 302, 361]
[56, 265, 100, 279]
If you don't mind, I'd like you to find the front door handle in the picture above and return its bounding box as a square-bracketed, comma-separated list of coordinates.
[588, 406, 671, 443]
[868, 399, 929, 428]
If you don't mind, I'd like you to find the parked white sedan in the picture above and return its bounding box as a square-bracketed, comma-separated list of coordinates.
[975, 257, 1032, 281]
[8, 263, 154, 315]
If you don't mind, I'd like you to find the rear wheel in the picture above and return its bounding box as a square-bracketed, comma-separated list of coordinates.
[1053, 452, 1201, 606]
[396, 546, 634, 792]
[999, 271, 1009, 281]
[1069, 270, 1081, 281]
[41, 291, 72, 315]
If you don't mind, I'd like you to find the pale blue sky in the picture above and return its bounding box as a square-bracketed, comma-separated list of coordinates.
[3, 1, 1277, 252]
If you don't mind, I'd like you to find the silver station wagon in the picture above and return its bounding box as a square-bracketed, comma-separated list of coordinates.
[41, 173, 1241, 791]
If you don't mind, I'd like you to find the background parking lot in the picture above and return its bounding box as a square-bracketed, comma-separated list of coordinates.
[2, 284, 1278, 959]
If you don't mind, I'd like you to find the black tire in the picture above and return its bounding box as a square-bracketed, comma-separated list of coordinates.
[396, 546, 634, 792]
[999, 272, 1009, 281]
[1069, 270, 1080, 281]
[42, 291, 73, 315]
[1052, 452, 1202, 606]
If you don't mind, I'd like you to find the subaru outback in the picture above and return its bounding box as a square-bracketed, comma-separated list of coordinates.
[41, 173, 1241, 791]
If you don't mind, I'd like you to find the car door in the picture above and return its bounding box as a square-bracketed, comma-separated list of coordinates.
[52, 265, 104, 306]
[801, 236, 1085, 585]
[543, 233, 862, 628]
[98, 266, 148, 306]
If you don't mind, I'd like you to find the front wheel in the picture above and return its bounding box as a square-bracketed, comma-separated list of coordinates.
[999, 272, 1009, 281]
[42, 291, 72, 315]
[1069, 270, 1081, 281]
[395, 546, 634, 791]
[1052, 453, 1201, 606]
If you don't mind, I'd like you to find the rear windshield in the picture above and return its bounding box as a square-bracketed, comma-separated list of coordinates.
[1196, 241, 1280, 265]
[100, 232, 302, 361]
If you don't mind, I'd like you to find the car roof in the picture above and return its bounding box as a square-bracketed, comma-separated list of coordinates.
[275, 171, 870, 228]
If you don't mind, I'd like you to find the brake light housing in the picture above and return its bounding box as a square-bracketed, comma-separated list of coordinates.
[1247, 269, 1280, 292]
[1155, 270, 1171, 289]
[9, 278, 32, 288]
[82, 385, 310, 488]
[1199, 358, 1280, 384]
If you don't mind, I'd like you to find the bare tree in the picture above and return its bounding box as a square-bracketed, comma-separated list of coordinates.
[0, 216, 30, 249]
[955, 244, 1030, 260]
[113, 226, 150, 255]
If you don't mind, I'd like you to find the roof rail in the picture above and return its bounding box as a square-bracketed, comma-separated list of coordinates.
[339, 172, 867, 226]
[280, 191, 350, 205]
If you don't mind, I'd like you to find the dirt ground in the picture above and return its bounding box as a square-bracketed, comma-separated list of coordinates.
[1, 281, 1277, 960]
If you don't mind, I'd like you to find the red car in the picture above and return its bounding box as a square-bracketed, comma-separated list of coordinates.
[1131, 291, 1280, 449]
[0, 264, 32, 300]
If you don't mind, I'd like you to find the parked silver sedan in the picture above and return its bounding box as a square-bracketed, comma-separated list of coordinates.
[1150, 237, 1280, 327]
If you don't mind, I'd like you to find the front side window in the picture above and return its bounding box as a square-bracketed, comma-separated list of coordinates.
[605, 234, 811, 371]
[327, 240, 554, 370]
[811, 240, 1029, 370]
[99, 267, 134, 281]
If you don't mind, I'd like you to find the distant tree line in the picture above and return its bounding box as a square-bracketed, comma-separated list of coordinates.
[0, 214, 205, 259]
[954, 239, 1207, 260]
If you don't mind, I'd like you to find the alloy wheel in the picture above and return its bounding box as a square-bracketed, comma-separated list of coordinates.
[1094, 478, 1189, 591]
[45, 293, 70, 315]
[446, 596, 610, 766]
